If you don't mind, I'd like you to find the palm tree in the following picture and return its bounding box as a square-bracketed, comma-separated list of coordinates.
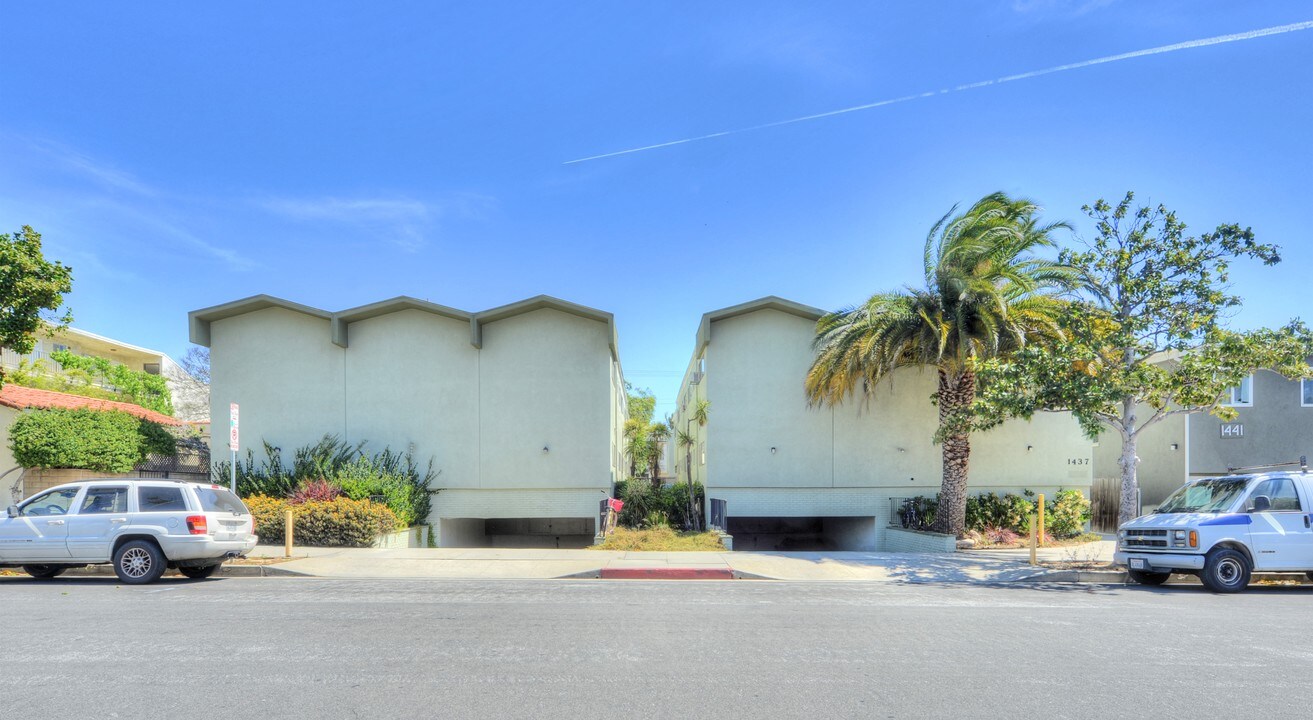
[805, 192, 1074, 537]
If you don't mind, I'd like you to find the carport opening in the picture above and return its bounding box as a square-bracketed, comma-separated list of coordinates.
[439, 517, 595, 549]
[727, 516, 875, 551]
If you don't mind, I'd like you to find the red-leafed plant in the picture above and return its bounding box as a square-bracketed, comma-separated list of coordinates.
[289, 478, 341, 504]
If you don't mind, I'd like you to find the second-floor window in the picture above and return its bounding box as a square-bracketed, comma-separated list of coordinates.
[1224, 375, 1253, 407]
[1303, 379, 1313, 408]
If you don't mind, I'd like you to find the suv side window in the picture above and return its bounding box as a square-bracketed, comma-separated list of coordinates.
[1246, 478, 1304, 512]
[21, 487, 80, 516]
[79, 486, 129, 514]
[137, 486, 188, 512]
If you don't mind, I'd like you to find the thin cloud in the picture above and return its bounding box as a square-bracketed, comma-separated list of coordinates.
[261, 194, 495, 252]
[565, 19, 1313, 164]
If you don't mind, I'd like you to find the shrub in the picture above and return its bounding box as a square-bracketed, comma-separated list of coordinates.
[212, 435, 437, 526]
[9, 408, 177, 473]
[614, 479, 706, 530]
[246, 494, 396, 547]
[983, 526, 1020, 545]
[1045, 489, 1091, 538]
[965, 492, 1034, 533]
[290, 478, 341, 504]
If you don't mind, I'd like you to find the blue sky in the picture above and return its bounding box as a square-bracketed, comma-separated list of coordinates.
[1, 1, 1310, 417]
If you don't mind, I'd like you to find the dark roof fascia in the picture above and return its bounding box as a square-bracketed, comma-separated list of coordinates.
[188, 295, 332, 347]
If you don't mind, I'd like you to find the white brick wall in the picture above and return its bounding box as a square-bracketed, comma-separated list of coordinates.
[434, 488, 603, 520]
[884, 527, 957, 553]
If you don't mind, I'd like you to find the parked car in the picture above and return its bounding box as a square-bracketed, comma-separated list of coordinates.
[0, 479, 258, 584]
[1115, 466, 1313, 592]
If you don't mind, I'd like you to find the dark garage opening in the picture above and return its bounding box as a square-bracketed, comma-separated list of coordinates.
[727, 516, 875, 551]
[439, 517, 595, 548]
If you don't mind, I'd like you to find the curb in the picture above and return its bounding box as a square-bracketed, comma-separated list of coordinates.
[57, 564, 307, 579]
[558, 567, 771, 580]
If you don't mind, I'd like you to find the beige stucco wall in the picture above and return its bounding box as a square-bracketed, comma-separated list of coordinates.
[343, 309, 480, 488]
[1093, 411, 1187, 508]
[207, 304, 620, 528]
[675, 306, 1094, 537]
[209, 307, 346, 456]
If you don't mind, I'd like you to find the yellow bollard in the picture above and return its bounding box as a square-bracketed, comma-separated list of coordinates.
[1028, 514, 1037, 566]
[284, 508, 294, 558]
[1037, 493, 1045, 547]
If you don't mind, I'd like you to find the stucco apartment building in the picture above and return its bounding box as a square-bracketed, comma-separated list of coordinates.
[1095, 369, 1313, 512]
[189, 294, 626, 548]
[0, 326, 209, 423]
[671, 297, 1094, 551]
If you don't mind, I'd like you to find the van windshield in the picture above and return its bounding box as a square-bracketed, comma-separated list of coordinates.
[1156, 477, 1251, 514]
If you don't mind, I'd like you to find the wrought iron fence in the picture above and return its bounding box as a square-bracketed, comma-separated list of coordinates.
[708, 498, 727, 531]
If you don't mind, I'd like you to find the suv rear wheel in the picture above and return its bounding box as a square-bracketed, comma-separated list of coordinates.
[114, 540, 166, 584]
[179, 563, 221, 580]
[1201, 547, 1251, 593]
[22, 564, 66, 579]
[1127, 569, 1170, 586]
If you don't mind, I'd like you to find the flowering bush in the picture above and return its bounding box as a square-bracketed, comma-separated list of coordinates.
[246, 494, 396, 547]
[290, 478, 342, 504]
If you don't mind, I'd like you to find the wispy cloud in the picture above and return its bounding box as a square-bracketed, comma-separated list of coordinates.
[2, 136, 254, 270]
[260, 194, 495, 252]
[565, 19, 1313, 164]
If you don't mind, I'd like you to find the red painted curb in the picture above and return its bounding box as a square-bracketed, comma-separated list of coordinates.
[599, 567, 734, 580]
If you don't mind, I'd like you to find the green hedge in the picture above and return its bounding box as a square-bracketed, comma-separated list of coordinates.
[246, 495, 397, 547]
[614, 479, 705, 529]
[9, 408, 176, 473]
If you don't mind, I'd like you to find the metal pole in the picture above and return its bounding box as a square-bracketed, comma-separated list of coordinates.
[230, 448, 237, 494]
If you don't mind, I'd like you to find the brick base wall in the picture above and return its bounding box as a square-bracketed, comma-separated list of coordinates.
[885, 527, 958, 553]
[17, 468, 132, 502]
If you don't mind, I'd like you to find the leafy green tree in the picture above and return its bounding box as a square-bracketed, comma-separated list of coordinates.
[976, 193, 1313, 523]
[806, 192, 1075, 537]
[0, 226, 73, 384]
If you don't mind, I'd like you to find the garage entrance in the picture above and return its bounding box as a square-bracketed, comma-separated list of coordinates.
[438, 517, 595, 548]
[727, 516, 875, 551]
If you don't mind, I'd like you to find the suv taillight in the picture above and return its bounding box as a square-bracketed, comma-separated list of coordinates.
[186, 515, 208, 535]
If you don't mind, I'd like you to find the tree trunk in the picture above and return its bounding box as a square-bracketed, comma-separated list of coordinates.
[932, 367, 974, 538]
[1117, 421, 1140, 526]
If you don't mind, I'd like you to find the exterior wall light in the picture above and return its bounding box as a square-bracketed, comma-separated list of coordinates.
[1026, 445, 1034, 453]
[1170, 443, 1179, 451]
[542, 445, 550, 454]
[770, 446, 777, 455]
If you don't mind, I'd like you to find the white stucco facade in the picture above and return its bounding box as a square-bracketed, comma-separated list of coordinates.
[672, 297, 1094, 551]
[191, 295, 626, 547]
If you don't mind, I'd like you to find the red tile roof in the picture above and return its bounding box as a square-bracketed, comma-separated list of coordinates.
[0, 384, 183, 426]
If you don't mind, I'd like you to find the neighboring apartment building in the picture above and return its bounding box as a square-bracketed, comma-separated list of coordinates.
[0, 326, 209, 423]
[671, 297, 1094, 551]
[1096, 369, 1313, 511]
[190, 294, 627, 548]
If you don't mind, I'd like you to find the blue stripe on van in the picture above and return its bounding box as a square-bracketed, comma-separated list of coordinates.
[1198, 514, 1252, 526]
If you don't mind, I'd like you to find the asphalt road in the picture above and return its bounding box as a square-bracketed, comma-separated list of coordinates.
[1, 576, 1309, 719]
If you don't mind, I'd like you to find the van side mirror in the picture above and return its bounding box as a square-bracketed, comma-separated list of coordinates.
[1250, 495, 1271, 513]
[5, 505, 17, 518]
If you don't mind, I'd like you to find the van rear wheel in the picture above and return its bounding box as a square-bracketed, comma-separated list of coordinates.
[1127, 569, 1170, 586]
[1201, 548, 1251, 593]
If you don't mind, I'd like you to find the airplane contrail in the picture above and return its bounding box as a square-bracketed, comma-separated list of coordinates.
[564, 19, 1313, 165]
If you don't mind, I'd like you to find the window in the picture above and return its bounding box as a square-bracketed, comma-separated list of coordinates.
[1303, 379, 1313, 407]
[79, 486, 128, 514]
[20, 487, 80, 516]
[138, 486, 187, 512]
[699, 442, 705, 465]
[195, 486, 247, 515]
[1246, 477, 1303, 512]
[1224, 375, 1253, 407]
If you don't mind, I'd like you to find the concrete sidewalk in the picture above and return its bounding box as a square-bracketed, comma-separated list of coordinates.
[244, 541, 1117, 583]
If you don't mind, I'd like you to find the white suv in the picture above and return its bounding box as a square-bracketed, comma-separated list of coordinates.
[0, 479, 258, 584]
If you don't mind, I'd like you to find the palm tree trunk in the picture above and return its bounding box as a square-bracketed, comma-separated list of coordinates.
[932, 367, 975, 538]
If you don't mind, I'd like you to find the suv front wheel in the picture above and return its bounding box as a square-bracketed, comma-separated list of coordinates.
[1201, 547, 1251, 593]
[114, 540, 167, 584]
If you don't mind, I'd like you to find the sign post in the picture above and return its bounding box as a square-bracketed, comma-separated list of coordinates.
[228, 403, 239, 494]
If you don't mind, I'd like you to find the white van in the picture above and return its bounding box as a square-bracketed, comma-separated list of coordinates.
[1115, 466, 1313, 592]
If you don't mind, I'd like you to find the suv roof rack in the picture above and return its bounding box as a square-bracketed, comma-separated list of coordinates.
[1227, 456, 1308, 475]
